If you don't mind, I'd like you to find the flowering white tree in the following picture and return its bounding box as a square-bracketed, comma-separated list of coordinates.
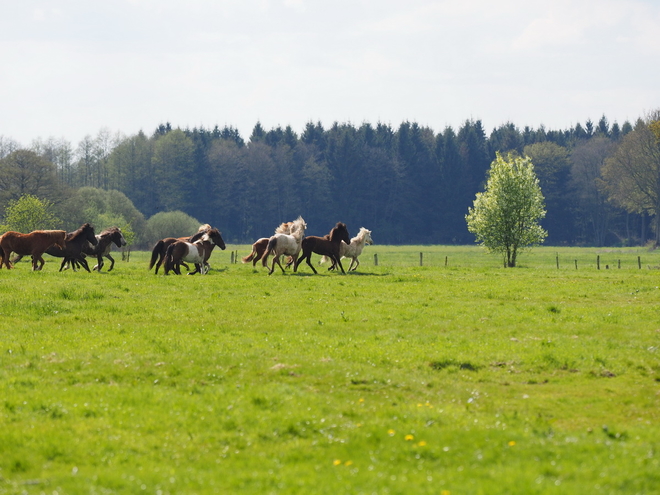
[466, 153, 547, 267]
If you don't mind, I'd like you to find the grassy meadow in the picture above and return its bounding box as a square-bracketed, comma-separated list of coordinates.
[1, 245, 659, 494]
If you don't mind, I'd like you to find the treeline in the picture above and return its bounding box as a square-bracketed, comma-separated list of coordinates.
[0, 115, 653, 246]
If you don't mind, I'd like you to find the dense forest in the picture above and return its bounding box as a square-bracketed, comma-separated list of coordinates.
[1, 113, 659, 247]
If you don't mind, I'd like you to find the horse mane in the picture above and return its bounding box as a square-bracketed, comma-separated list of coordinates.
[67, 223, 93, 241]
[197, 224, 212, 233]
[288, 216, 307, 239]
[99, 226, 121, 237]
[329, 222, 348, 242]
[353, 227, 371, 244]
[274, 221, 293, 235]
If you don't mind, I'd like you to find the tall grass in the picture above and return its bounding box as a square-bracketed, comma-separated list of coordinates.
[1, 245, 659, 494]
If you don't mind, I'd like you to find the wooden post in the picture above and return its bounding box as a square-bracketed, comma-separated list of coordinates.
[638, 256, 642, 269]
[374, 253, 378, 266]
[445, 256, 448, 267]
[574, 259, 578, 270]
[556, 254, 559, 269]
[230, 252, 234, 264]
[235, 250, 239, 264]
[420, 252, 423, 266]
[597, 255, 600, 270]
[618, 259, 621, 269]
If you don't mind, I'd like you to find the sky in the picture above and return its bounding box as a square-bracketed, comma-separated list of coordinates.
[1, 0, 659, 147]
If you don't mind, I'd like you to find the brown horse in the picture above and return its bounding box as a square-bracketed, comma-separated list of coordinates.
[0, 230, 67, 270]
[294, 222, 351, 274]
[44, 223, 98, 272]
[149, 224, 211, 274]
[242, 220, 295, 266]
[164, 228, 226, 275]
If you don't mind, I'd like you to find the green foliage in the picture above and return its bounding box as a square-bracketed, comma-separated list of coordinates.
[145, 210, 203, 244]
[466, 153, 547, 267]
[57, 187, 146, 245]
[0, 194, 61, 232]
[1, 246, 659, 493]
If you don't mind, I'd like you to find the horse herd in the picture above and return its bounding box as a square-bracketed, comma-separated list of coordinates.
[0, 217, 373, 276]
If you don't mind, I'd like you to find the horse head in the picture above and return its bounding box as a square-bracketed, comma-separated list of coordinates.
[206, 228, 226, 250]
[81, 223, 99, 246]
[332, 222, 350, 245]
[361, 228, 373, 245]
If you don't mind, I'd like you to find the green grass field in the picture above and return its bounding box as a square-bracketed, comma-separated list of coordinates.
[1, 245, 659, 494]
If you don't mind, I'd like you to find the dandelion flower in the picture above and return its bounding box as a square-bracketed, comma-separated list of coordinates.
[388, 429, 396, 436]
[405, 434, 414, 441]
[359, 398, 364, 403]
[333, 459, 342, 466]
[345, 460, 353, 466]
[508, 441, 516, 446]
[441, 490, 451, 495]
[418, 441, 427, 447]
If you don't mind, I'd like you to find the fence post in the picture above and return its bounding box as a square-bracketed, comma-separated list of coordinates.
[374, 253, 378, 266]
[597, 255, 600, 270]
[556, 254, 559, 269]
[230, 252, 234, 264]
[420, 252, 423, 266]
[574, 259, 578, 270]
[638, 256, 641, 269]
[445, 256, 448, 267]
[618, 259, 621, 269]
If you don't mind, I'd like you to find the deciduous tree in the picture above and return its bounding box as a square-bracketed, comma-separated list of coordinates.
[466, 153, 547, 267]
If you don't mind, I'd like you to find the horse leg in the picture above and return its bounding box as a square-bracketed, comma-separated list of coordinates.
[106, 254, 115, 272]
[305, 252, 318, 274]
[350, 257, 359, 271]
[333, 255, 346, 274]
[59, 258, 68, 272]
[34, 255, 45, 271]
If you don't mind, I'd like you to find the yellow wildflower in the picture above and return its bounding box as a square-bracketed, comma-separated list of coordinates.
[333, 459, 341, 466]
[418, 440, 427, 447]
[405, 434, 414, 441]
[508, 441, 516, 446]
[388, 429, 396, 436]
[345, 460, 353, 466]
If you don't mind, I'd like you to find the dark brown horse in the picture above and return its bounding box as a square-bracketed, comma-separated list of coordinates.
[164, 228, 226, 275]
[66, 226, 127, 272]
[294, 222, 350, 274]
[44, 223, 98, 272]
[0, 230, 67, 270]
[149, 224, 211, 274]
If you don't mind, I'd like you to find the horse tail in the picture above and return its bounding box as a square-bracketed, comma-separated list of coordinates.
[262, 237, 277, 267]
[242, 249, 256, 264]
[149, 240, 165, 270]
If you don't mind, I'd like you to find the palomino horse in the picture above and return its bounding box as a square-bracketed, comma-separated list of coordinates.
[242, 220, 295, 266]
[294, 222, 351, 274]
[164, 228, 226, 275]
[262, 216, 307, 275]
[149, 224, 211, 274]
[320, 227, 373, 272]
[44, 223, 98, 272]
[0, 230, 67, 270]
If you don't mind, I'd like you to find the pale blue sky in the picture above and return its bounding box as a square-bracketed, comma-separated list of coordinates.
[1, 0, 658, 146]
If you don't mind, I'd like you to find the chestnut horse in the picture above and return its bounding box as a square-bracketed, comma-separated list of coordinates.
[294, 222, 351, 274]
[0, 230, 67, 270]
[164, 228, 226, 275]
[44, 223, 98, 272]
[149, 224, 211, 274]
[242, 220, 295, 266]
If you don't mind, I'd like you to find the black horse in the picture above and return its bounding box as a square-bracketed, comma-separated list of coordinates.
[45, 223, 98, 272]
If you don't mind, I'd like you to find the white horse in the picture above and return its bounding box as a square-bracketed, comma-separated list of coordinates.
[320, 227, 373, 271]
[242, 220, 295, 266]
[262, 216, 307, 275]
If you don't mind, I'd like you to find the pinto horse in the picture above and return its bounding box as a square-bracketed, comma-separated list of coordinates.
[149, 224, 211, 274]
[86, 226, 127, 271]
[0, 230, 67, 270]
[163, 228, 226, 275]
[43, 223, 99, 272]
[261, 216, 307, 275]
[320, 227, 373, 272]
[294, 222, 351, 274]
[242, 221, 295, 266]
